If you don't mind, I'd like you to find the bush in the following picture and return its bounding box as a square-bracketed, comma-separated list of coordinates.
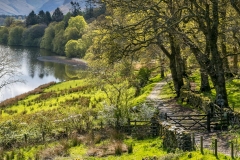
[127, 143, 133, 154]
[22, 24, 47, 47]
[8, 26, 24, 46]
[0, 27, 9, 44]
[115, 142, 123, 156]
[137, 67, 151, 87]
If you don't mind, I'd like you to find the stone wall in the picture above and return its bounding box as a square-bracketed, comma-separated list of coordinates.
[179, 89, 212, 113]
[179, 89, 240, 128]
[159, 121, 193, 151]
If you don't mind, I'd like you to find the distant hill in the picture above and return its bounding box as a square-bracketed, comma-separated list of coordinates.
[0, 0, 86, 15]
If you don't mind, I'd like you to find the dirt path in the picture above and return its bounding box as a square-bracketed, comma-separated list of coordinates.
[146, 79, 233, 156]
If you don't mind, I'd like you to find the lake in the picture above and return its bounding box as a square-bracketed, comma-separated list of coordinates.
[0, 45, 86, 102]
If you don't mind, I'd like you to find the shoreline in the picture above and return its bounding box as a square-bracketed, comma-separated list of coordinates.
[37, 56, 87, 67]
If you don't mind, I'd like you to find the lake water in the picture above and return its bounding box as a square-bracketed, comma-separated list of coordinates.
[0, 45, 86, 102]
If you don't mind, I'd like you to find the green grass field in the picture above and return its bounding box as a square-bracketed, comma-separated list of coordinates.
[0, 73, 239, 159]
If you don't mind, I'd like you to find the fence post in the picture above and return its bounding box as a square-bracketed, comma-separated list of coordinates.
[231, 142, 234, 159]
[200, 136, 204, 154]
[24, 134, 28, 143]
[100, 121, 103, 130]
[65, 127, 68, 139]
[215, 139, 218, 158]
[165, 113, 167, 120]
[159, 125, 162, 137]
[128, 118, 131, 135]
[207, 112, 211, 132]
[42, 131, 45, 142]
[192, 133, 195, 150]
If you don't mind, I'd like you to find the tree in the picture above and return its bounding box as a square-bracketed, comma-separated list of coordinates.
[84, 0, 106, 20]
[65, 39, 86, 58]
[99, 0, 237, 106]
[70, 1, 82, 17]
[88, 59, 136, 127]
[52, 8, 64, 22]
[53, 30, 66, 55]
[45, 11, 52, 25]
[22, 24, 47, 47]
[25, 11, 38, 27]
[4, 17, 15, 27]
[63, 12, 71, 28]
[85, 0, 94, 19]
[8, 26, 25, 46]
[0, 27, 9, 44]
[52, 21, 67, 55]
[64, 27, 80, 41]
[0, 50, 23, 92]
[65, 40, 79, 58]
[40, 22, 56, 50]
[37, 10, 46, 24]
[67, 16, 87, 37]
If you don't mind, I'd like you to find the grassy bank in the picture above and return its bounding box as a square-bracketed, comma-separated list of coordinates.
[0, 73, 238, 159]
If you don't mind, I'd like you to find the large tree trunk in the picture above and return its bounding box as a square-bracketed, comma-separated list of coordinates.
[233, 54, 238, 75]
[157, 35, 184, 97]
[181, 0, 229, 106]
[160, 53, 165, 78]
[171, 37, 184, 95]
[233, 47, 239, 75]
[200, 67, 211, 92]
[209, 0, 228, 106]
[169, 54, 181, 97]
[220, 6, 234, 78]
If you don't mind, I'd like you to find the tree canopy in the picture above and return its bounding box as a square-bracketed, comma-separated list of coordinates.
[52, 8, 64, 22]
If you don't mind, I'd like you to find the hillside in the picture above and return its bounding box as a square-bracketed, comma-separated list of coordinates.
[0, 0, 86, 15]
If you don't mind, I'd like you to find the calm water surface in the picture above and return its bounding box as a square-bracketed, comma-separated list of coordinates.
[0, 45, 85, 102]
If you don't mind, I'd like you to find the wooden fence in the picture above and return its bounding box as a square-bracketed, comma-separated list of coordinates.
[165, 111, 229, 132]
[120, 118, 159, 137]
[194, 134, 237, 159]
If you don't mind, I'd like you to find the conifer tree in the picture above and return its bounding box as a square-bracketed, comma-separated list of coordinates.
[25, 11, 38, 27]
[52, 8, 64, 22]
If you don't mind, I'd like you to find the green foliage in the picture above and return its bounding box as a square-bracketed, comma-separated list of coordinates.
[45, 11, 52, 25]
[52, 8, 64, 22]
[8, 26, 24, 46]
[25, 10, 38, 27]
[51, 21, 67, 55]
[64, 27, 80, 40]
[0, 26, 9, 44]
[22, 24, 47, 47]
[65, 40, 79, 58]
[52, 29, 66, 55]
[65, 39, 86, 58]
[67, 16, 87, 37]
[137, 67, 151, 87]
[4, 17, 15, 27]
[40, 22, 55, 50]
[226, 79, 240, 112]
[37, 10, 52, 25]
[70, 1, 82, 17]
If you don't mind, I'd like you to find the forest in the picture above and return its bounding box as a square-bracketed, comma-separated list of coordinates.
[0, 0, 240, 159]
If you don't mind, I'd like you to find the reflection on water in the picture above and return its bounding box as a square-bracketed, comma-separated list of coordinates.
[0, 45, 86, 102]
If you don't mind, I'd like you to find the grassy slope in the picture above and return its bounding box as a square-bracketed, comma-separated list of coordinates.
[187, 71, 240, 111]
[0, 74, 237, 159]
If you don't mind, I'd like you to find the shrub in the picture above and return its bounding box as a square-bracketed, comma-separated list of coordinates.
[22, 24, 47, 47]
[114, 142, 123, 156]
[127, 143, 133, 154]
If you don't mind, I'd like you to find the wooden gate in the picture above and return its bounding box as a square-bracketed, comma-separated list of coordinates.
[165, 106, 230, 132]
[165, 113, 211, 131]
[120, 118, 159, 137]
